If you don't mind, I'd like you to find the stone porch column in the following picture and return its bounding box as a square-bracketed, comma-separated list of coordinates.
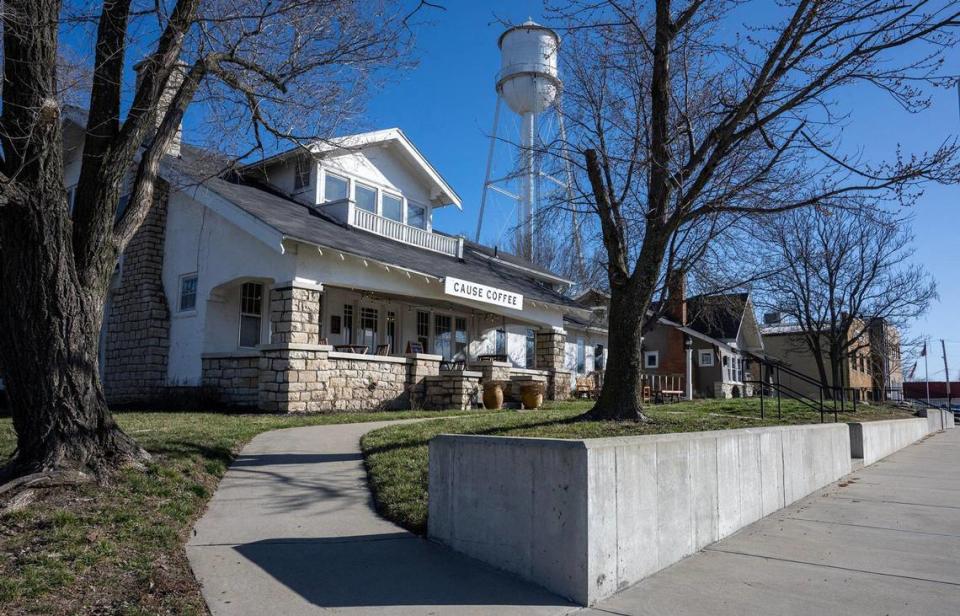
[536, 327, 571, 400]
[269, 280, 322, 345]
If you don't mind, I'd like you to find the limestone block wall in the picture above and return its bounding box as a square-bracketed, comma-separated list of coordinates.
[103, 184, 171, 405]
[536, 329, 571, 401]
[257, 344, 442, 413]
[424, 371, 481, 410]
[201, 353, 260, 408]
[269, 283, 321, 345]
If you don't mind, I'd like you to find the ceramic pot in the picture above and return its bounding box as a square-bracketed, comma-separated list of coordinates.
[482, 382, 504, 410]
[521, 384, 544, 410]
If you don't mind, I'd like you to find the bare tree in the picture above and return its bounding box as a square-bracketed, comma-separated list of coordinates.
[0, 0, 426, 481]
[545, 0, 960, 420]
[756, 207, 935, 397]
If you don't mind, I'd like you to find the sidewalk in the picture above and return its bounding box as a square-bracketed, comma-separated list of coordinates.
[185, 420, 576, 616]
[188, 421, 960, 615]
[586, 428, 960, 616]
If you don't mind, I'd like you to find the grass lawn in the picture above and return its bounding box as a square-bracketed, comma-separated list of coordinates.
[0, 408, 479, 615]
[360, 398, 916, 535]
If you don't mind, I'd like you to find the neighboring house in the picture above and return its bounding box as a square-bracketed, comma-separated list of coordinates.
[760, 317, 877, 402]
[572, 285, 764, 399]
[903, 381, 959, 407]
[55, 73, 594, 413]
[869, 318, 904, 401]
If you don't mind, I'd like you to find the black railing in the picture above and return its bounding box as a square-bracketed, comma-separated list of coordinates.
[743, 350, 864, 423]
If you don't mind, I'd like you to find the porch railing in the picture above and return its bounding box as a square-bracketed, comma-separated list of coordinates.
[640, 372, 685, 400]
[351, 205, 463, 257]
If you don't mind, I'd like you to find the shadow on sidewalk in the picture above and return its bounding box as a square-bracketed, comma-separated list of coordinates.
[233, 533, 574, 609]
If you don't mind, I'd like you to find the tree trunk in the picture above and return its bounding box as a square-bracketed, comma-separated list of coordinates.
[588, 282, 649, 421]
[587, 236, 667, 422]
[0, 189, 148, 480]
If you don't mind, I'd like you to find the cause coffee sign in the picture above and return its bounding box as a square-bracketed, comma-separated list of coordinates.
[443, 276, 524, 310]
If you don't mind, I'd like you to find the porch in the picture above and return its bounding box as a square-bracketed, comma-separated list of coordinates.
[198, 279, 573, 412]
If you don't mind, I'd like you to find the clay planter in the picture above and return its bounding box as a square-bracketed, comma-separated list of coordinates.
[521, 383, 544, 410]
[482, 381, 504, 410]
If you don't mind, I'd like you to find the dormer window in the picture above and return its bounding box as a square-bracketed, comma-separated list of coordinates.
[407, 202, 426, 229]
[382, 193, 403, 222]
[355, 182, 377, 212]
[323, 171, 348, 202]
[294, 157, 312, 191]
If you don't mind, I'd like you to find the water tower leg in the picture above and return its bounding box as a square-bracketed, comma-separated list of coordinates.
[475, 97, 502, 243]
[521, 111, 536, 258]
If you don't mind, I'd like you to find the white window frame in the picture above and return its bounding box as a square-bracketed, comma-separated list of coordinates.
[406, 201, 427, 230]
[381, 190, 404, 223]
[294, 156, 312, 192]
[322, 170, 349, 203]
[698, 350, 714, 367]
[178, 273, 198, 313]
[644, 350, 659, 369]
[354, 181, 378, 213]
[238, 282, 264, 348]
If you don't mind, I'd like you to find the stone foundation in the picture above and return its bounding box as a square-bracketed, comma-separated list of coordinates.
[424, 371, 482, 410]
[201, 352, 262, 408]
[253, 345, 442, 413]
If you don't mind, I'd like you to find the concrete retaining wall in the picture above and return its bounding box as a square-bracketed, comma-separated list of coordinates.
[429, 423, 851, 605]
[918, 408, 956, 433]
[848, 418, 929, 466]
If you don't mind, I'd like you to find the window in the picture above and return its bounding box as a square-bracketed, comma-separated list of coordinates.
[330, 315, 342, 335]
[386, 311, 397, 353]
[434, 315, 452, 360]
[324, 172, 348, 202]
[595, 344, 605, 371]
[416, 311, 430, 351]
[382, 193, 403, 222]
[699, 350, 714, 367]
[355, 183, 377, 213]
[577, 339, 587, 373]
[455, 317, 468, 359]
[644, 350, 659, 369]
[238, 283, 263, 347]
[526, 329, 537, 369]
[360, 307, 378, 350]
[294, 157, 311, 191]
[495, 328, 507, 356]
[342, 305, 353, 344]
[178, 274, 198, 312]
[407, 203, 426, 229]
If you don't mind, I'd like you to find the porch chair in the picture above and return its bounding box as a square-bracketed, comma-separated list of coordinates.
[375, 344, 390, 356]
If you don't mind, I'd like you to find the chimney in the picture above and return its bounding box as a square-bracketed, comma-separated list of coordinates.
[134, 59, 187, 157]
[665, 270, 687, 325]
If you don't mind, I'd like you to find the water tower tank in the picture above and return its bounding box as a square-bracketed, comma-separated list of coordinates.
[497, 21, 561, 115]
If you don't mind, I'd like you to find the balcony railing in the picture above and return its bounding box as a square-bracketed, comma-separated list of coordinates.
[350, 204, 463, 258]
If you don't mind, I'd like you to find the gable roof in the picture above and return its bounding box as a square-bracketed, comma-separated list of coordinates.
[163, 145, 579, 310]
[685, 292, 750, 341]
[242, 128, 461, 209]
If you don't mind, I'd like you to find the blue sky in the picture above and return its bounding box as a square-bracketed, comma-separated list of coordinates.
[356, 1, 960, 381]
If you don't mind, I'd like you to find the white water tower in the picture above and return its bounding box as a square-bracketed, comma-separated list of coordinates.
[476, 21, 580, 266]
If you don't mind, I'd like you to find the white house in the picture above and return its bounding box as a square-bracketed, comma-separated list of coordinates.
[60, 106, 596, 412]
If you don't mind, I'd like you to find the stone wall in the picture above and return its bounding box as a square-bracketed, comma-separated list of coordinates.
[103, 183, 171, 405]
[269, 282, 321, 345]
[424, 371, 481, 410]
[257, 344, 442, 413]
[201, 353, 260, 408]
[536, 329, 570, 401]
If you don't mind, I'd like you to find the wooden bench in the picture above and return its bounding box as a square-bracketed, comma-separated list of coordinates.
[659, 389, 684, 403]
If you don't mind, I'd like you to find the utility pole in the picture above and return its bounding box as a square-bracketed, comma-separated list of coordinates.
[943, 339, 951, 407]
[924, 338, 930, 404]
